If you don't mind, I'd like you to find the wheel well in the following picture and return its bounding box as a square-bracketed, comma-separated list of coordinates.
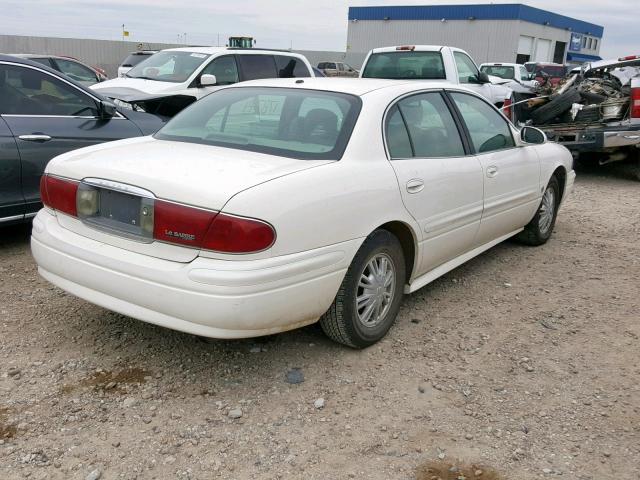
[378, 221, 416, 283]
[552, 166, 566, 201]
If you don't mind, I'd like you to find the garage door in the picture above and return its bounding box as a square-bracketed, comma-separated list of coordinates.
[518, 35, 534, 55]
[534, 39, 552, 62]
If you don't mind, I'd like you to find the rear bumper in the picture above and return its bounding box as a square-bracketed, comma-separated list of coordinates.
[542, 125, 640, 152]
[31, 210, 356, 339]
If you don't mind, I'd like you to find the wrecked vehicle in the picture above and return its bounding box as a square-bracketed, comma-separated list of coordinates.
[525, 56, 640, 179]
[91, 47, 313, 117]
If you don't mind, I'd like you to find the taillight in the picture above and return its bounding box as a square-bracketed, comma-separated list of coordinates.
[396, 45, 415, 51]
[202, 213, 275, 253]
[153, 201, 275, 253]
[153, 200, 217, 248]
[619, 55, 640, 61]
[502, 98, 513, 121]
[40, 174, 78, 217]
[631, 88, 640, 118]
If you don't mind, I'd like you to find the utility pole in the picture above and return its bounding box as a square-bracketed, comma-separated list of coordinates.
[122, 24, 125, 41]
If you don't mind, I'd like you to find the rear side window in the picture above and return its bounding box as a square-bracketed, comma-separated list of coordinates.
[386, 92, 465, 158]
[362, 51, 445, 80]
[238, 55, 277, 80]
[449, 92, 515, 153]
[318, 62, 336, 69]
[274, 56, 310, 78]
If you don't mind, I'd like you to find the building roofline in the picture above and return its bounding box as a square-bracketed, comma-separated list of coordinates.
[347, 4, 604, 37]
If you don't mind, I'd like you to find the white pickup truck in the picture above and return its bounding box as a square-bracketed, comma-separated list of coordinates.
[537, 55, 640, 180]
[360, 45, 514, 117]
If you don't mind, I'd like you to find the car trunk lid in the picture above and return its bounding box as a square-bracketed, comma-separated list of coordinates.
[47, 136, 331, 262]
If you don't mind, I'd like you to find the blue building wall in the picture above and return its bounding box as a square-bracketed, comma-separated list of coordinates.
[348, 4, 603, 38]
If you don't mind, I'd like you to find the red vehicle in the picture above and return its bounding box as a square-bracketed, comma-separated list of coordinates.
[524, 62, 567, 87]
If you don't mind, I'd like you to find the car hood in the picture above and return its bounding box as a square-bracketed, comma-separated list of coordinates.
[91, 77, 188, 100]
[46, 136, 332, 211]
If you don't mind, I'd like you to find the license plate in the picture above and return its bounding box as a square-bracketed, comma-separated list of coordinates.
[98, 189, 142, 226]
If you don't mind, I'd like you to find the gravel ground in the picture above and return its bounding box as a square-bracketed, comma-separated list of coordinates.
[1, 168, 639, 480]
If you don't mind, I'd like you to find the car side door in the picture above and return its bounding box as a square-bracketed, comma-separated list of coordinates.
[237, 54, 278, 81]
[385, 91, 484, 275]
[447, 91, 541, 245]
[197, 55, 240, 95]
[0, 62, 144, 215]
[0, 116, 24, 222]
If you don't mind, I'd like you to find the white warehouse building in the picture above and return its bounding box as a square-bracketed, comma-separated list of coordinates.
[346, 4, 603, 66]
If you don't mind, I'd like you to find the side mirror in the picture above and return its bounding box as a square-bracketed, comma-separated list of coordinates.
[200, 74, 217, 86]
[99, 100, 117, 120]
[477, 71, 491, 84]
[521, 126, 546, 144]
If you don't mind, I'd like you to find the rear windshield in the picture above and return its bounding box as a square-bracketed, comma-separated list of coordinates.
[155, 87, 362, 160]
[535, 65, 566, 77]
[480, 65, 515, 80]
[126, 51, 210, 83]
[121, 53, 154, 67]
[362, 51, 446, 80]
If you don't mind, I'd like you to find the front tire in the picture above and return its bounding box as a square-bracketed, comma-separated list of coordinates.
[320, 229, 406, 348]
[517, 175, 560, 246]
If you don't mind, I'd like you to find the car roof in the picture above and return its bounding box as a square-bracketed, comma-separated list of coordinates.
[221, 77, 465, 97]
[0, 54, 104, 98]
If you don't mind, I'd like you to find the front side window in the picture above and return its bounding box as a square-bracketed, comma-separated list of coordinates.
[388, 92, 465, 158]
[155, 87, 361, 160]
[274, 56, 310, 78]
[480, 65, 515, 80]
[362, 51, 446, 80]
[126, 51, 210, 83]
[519, 66, 530, 80]
[453, 51, 480, 84]
[201, 56, 239, 85]
[54, 59, 98, 84]
[449, 92, 515, 153]
[0, 64, 99, 116]
[237, 55, 277, 80]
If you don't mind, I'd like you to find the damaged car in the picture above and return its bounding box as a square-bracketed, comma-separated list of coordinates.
[524, 55, 640, 179]
[91, 47, 313, 118]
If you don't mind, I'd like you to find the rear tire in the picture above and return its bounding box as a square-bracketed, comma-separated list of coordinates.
[516, 176, 560, 246]
[320, 229, 405, 348]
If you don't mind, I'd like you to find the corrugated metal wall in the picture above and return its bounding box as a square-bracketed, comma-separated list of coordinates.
[0, 35, 356, 77]
[0, 35, 181, 77]
[346, 19, 580, 64]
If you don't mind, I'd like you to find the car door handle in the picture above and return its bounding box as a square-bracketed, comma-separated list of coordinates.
[19, 134, 52, 142]
[486, 166, 499, 178]
[406, 179, 425, 194]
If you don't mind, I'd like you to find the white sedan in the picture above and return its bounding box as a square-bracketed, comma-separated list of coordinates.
[31, 78, 575, 348]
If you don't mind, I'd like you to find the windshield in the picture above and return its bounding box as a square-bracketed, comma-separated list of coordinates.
[121, 53, 153, 67]
[362, 51, 446, 80]
[480, 65, 515, 80]
[154, 87, 362, 160]
[126, 51, 210, 83]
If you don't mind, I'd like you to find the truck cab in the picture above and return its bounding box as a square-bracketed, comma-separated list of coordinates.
[360, 45, 514, 117]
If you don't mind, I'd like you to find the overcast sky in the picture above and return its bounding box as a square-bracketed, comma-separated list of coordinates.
[0, 0, 636, 59]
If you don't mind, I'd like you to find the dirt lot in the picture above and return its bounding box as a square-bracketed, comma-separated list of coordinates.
[1, 168, 639, 480]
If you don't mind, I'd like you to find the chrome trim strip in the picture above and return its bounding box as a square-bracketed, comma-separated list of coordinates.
[0, 214, 25, 223]
[25, 212, 38, 218]
[82, 178, 156, 198]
